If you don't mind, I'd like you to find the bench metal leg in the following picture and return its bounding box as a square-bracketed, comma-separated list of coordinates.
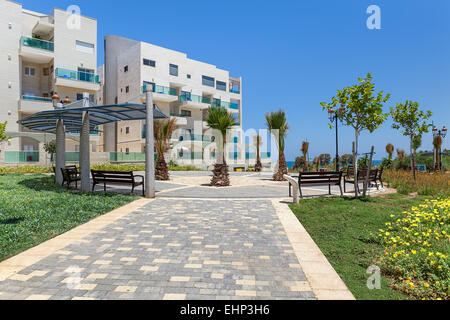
[299, 186, 303, 199]
[339, 184, 343, 197]
[344, 181, 347, 193]
[380, 179, 384, 188]
[92, 183, 96, 192]
[131, 185, 135, 195]
[104, 183, 106, 193]
[142, 184, 145, 197]
[328, 184, 331, 195]
[289, 183, 292, 197]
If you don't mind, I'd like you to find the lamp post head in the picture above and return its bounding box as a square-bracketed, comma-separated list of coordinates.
[328, 108, 335, 121]
[442, 126, 447, 138]
[63, 96, 71, 105]
[52, 92, 60, 108]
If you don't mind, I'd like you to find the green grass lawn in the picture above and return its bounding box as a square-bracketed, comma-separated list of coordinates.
[0, 174, 138, 262]
[289, 193, 433, 300]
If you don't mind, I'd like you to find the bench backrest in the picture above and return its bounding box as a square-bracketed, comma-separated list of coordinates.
[298, 171, 342, 184]
[91, 170, 135, 183]
[358, 169, 378, 180]
[61, 166, 78, 179]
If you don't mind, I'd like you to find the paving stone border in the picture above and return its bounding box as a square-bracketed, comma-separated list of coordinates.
[271, 200, 355, 300]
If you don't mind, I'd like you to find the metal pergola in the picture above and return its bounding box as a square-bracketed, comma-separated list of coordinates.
[18, 90, 164, 198]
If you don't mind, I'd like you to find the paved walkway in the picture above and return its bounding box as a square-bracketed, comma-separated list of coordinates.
[0, 171, 359, 300]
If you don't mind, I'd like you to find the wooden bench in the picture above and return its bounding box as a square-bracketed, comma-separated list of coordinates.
[91, 170, 145, 195]
[376, 167, 384, 188]
[344, 168, 379, 193]
[289, 171, 343, 198]
[60, 166, 81, 189]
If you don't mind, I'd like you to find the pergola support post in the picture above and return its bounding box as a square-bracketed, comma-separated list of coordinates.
[80, 93, 91, 192]
[145, 88, 156, 198]
[55, 119, 66, 185]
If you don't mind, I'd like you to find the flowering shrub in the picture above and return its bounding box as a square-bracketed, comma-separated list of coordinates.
[377, 198, 449, 299]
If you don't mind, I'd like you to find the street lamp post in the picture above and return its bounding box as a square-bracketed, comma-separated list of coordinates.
[328, 105, 345, 171]
[432, 125, 447, 171]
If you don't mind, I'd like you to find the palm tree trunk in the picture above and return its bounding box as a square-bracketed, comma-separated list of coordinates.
[255, 144, 262, 172]
[273, 152, 287, 181]
[155, 153, 169, 180]
[211, 137, 230, 186]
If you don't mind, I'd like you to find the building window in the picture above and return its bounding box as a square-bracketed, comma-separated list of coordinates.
[125, 148, 129, 154]
[143, 59, 156, 67]
[212, 98, 221, 107]
[126, 127, 130, 134]
[202, 75, 215, 87]
[75, 40, 95, 54]
[77, 93, 83, 101]
[78, 68, 95, 82]
[187, 74, 191, 79]
[181, 110, 191, 117]
[43, 68, 49, 76]
[124, 65, 128, 73]
[216, 81, 226, 91]
[169, 64, 178, 76]
[24, 67, 35, 77]
[143, 81, 155, 92]
[126, 86, 130, 93]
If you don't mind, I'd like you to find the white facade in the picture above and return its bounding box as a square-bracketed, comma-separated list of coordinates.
[0, 0, 99, 156]
[102, 35, 257, 168]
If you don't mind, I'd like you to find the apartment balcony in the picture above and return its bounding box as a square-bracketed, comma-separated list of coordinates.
[141, 85, 178, 103]
[55, 68, 100, 91]
[170, 113, 188, 126]
[211, 100, 240, 113]
[19, 95, 53, 113]
[178, 94, 211, 110]
[19, 36, 54, 63]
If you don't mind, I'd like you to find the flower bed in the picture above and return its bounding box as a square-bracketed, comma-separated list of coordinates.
[377, 198, 449, 299]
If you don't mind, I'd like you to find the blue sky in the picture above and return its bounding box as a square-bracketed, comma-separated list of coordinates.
[21, 0, 450, 160]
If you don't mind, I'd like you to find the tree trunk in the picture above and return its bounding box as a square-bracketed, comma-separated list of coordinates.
[273, 152, 288, 181]
[354, 130, 359, 198]
[255, 145, 262, 172]
[211, 161, 230, 187]
[210, 139, 230, 187]
[410, 136, 415, 181]
[155, 153, 169, 180]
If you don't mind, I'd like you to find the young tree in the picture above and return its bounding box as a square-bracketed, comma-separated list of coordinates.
[0, 122, 8, 143]
[301, 141, 309, 172]
[253, 135, 263, 172]
[390, 101, 432, 180]
[411, 135, 422, 176]
[265, 110, 289, 181]
[320, 73, 390, 196]
[206, 106, 237, 186]
[154, 118, 177, 180]
[43, 140, 57, 161]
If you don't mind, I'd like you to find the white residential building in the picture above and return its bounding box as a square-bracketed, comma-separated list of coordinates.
[0, 0, 100, 163]
[102, 35, 271, 168]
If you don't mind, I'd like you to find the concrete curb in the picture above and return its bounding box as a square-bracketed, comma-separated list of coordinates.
[0, 198, 153, 282]
[271, 199, 355, 300]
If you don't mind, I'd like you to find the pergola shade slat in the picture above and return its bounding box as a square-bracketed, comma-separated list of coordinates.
[18, 103, 167, 133]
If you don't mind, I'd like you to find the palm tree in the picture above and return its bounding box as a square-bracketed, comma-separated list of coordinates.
[154, 118, 177, 180]
[313, 157, 320, 171]
[206, 106, 237, 186]
[265, 110, 289, 181]
[386, 143, 394, 161]
[253, 135, 263, 172]
[433, 135, 443, 172]
[301, 141, 309, 172]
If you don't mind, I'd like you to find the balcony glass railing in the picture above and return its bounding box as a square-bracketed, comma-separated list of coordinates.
[246, 152, 271, 159]
[22, 95, 52, 102]
[21, 36, 54, 52]
[230, 87, 240, 94]
[170, 113, 189, 118]
[142, 84, 177, 96]
[55, 68, 99, 83]
[4, 151, 39, 163]
[180, 94, 211, 104]
[230, 102, 239, 110]
[177, 134, 212, 142]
